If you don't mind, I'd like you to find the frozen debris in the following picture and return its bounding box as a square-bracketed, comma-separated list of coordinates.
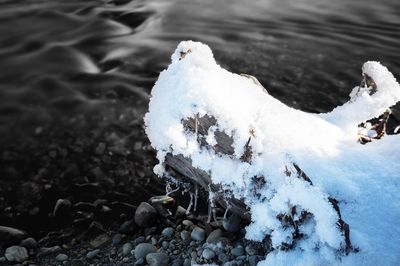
[144, 41, 400, 265]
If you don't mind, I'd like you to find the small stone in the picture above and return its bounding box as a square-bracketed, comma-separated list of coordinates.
[183, 258, 191, 266]
[202, 248, 215, 260]
[112, 234, 122, 245]
[222, 214, 241, 233]
[5, 246, 28, 262]
[71, 258, 84, 266]
[95, 142, 106, 155]
[89, 233, 109, 248]
[19, 237, 38, 249]
[146, 252, 169, 266]
[122, 243, 133, 256]
[245, 245, 257, 256]
[119, 220, 136, 234]
[134, 243, 157, 259]
[180, 230, 191, 242]
[134, 202, 157, 227]
[191, 227, 205, 242]
[182, 220, 194, 229]
[248, 255, 259, 266]
[218, 253, 228, 263]
[56, 254, 68, 261]
[231, 246, 244, 257]
[53, 199, 72, 218]
[135, 257, 145, 265]
[161, 227, 174, 238]
[122, 257, 130, 262]
[206, 229, 223, 244]
[86, 249, 100, 259]
[37, 246, 62, 257]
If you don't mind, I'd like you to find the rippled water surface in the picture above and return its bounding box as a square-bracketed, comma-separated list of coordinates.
[0, 0, 399, 141]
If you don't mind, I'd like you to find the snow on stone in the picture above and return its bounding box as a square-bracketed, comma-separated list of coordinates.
[144, 41, 400, 265]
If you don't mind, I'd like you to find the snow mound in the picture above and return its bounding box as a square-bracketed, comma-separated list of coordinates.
[144, 41, 400, 265]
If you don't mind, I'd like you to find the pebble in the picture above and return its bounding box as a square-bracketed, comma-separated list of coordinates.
[112, 234, 122, 245]
[180, 230, 191, 241]
[245, 245, 257, 256]
[161, 227, 174, 238]
[5, 246, 28, 262]
[231, 246, 244, 257]
[86, 249, 100, 259]
[182, 220, 194, 229]
[202, 248, 215, 260]
[53, 199, 72, 217]
[135, 202, 157, 227]
[191, 227, 206, 242]
[20, 237, 38, 249]
[122, 242, 133, 256]
[206, 229, 223, 243]
[55, 253, 68, 261]
[222, 214, 241, 233]
[218, 253, 228, 263]
[119, 220, 136, 234]
[37, 245, 62, 257]
[146, 252, 169, 266]
[134, 243, 157, 259]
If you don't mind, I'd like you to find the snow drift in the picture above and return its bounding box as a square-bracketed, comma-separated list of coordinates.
[144, 41, 400, 265]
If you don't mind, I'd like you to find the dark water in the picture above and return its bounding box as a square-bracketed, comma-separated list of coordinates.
[0, 0, 399, 141]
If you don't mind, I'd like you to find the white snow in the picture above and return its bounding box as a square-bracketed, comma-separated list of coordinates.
[144, 41, 400, 265]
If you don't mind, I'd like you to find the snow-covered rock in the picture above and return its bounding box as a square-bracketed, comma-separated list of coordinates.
[145, 41, 400, 265]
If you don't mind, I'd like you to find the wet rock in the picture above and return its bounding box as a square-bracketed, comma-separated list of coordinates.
[206, 229, 223, 244]
[53, 199, 71, 218]
[0, 226, 28, 249]
[86, 249, 100, 259]
[202, 248, 215, 260]
[56, 253, 68, 261]
[20, 237, 38, 249]
[73, 202, 95, 212]
[119, 219, 137, 234]
[37, 245, 62, 257]
[122, 243, 132, 256]
[245, 245, 257, 256]
[180, 230, 191, 241]
[134, 243, 157, 259]
[191, 227, 205, 242]
[135, 202, 157, 227]
[162, 227, 174, 239]
[5, 246, 28, 262]
[146, 252, 169, 266]
[89, 233, 109, 248]
[112, 234, 122, 245]
[231, 246, 244, 257]
[222, 214, 241, 233]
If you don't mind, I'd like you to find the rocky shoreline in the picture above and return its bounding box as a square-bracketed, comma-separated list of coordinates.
[1, 193, 270, 266]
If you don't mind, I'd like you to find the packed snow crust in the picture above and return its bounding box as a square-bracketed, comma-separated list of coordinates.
[144, 41, 400, 265]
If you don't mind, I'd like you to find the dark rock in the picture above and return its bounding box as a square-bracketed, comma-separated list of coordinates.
[180, 230, 191, 242]
[191, 227, 205, 242]
[5, 246, 28, 262]
[122, 243, 132, 256]
[110, 202, 136, 217]
[86, 249, 100, 259]
[161, 227, 174, 239]
[202, 248, 215, 260]
[0, 226, 27, 250]
[53, 199, 72, 218]
[71, 259, 85, 266]
[55, 253, 68, 261]
[245, 245, 257, 256]
[19, 237, 37, 249]
[89, 234, 110, 248]
[112, 234, 122, 245]
[222, 214, 241, 233]
[231, 246, 244, 257]
[206, 229, 223, 244]
[249, 255, 259, 266]
[134, 243, 157, 259]
[119, 220, 136, 234]
[73, 202, 95, 212]
[134, 202, 157, 227]
[86, 221, 105, 237]
[37, 246, 62, 257]
[146, 252, 169, 266]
